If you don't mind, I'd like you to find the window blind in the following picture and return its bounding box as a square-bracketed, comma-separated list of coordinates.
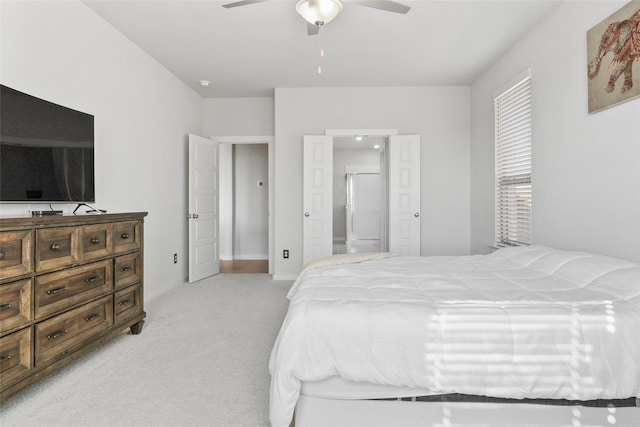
[495, 74, 532, 246]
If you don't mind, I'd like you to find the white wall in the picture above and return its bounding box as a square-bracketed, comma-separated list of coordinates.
[202, 98, 274, 136]
[233, 144, 269, 259]
[470, 1, 640, 262]
[0, 1, 203, 300]
[274, 87, 471, 278]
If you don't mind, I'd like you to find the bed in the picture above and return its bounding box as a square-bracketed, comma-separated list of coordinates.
[268, 246, 640, 426]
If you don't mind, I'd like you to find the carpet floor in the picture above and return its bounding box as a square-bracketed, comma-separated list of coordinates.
[0, 274, 292, 427]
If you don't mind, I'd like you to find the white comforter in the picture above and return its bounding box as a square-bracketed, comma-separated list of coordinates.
[269, 246, 640, 427]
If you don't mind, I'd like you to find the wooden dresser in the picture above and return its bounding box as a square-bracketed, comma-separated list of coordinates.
[0, 212, 147, 400]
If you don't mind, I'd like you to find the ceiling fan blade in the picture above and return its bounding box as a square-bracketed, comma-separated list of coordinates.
[348, 0, 410, 14]
[222, 0, 270, 8]
[307, 22, 320, 36]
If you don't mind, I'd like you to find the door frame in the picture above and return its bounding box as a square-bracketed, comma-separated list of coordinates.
[313, 129, 421, 257]
[210, 135, 275, 275]
[326, 129, 398, 138]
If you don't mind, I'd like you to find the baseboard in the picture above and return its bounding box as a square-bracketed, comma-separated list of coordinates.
[272, 274, 298, 281]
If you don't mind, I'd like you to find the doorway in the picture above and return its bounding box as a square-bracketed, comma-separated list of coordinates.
[302, 130, 420, 265]
[219, 143, 268, 273]
[332, 136, 387, 254]
[211, 135, 274, 275]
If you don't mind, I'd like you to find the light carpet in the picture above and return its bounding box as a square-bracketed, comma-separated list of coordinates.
[0, 274, 292, 427]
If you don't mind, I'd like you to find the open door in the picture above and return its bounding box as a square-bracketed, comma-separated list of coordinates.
[388, 135, 421, 256]
[303, 135, 333, 265]
[188, 134, 219, 282]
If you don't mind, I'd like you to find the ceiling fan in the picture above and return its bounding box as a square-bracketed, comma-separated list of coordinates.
[222, 0, 411, 35]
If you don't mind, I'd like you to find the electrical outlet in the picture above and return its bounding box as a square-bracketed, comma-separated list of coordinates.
[173, 253, 178, 264]
[283, 249, 289, 259]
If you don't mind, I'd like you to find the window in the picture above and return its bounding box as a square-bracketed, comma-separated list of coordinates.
[494, 70, 532, 246]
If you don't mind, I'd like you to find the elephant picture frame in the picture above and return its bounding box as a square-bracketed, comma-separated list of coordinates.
[587, 0, 640, 113]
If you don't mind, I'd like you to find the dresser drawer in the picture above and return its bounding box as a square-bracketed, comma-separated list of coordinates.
[35, 227, 80, 271]
[35, 296, 113, 366]
[0, 279, 32, 332]
[35, 260, 113, 320]
[0, 327, 32, 387]
[81, 223, 113, 262]
[113, 221, 141, 254]
[114, 253, 142, 290]
[0, 230, 33, 280]
[114, 283, 143, 325]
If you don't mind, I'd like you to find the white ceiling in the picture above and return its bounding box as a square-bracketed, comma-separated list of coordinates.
[83, 0, 561, 98]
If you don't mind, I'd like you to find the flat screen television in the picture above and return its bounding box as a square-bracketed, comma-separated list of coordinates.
[0, 84, 95, 203]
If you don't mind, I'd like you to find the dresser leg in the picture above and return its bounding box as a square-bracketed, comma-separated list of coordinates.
[129, 320, 145, 335]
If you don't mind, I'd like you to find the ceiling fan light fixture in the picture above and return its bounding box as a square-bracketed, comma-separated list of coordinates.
[296, 0, 343, 26]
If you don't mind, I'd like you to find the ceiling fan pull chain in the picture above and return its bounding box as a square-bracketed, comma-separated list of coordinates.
[318, 29, 324, 75]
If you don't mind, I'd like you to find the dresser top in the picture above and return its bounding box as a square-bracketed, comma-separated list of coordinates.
[0, 212, 148, 230]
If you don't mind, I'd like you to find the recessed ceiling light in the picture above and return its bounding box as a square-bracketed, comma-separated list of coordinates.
[355, 136, 363, 141]
[373, 145, 380, 149]
[199, 80, 211, 87]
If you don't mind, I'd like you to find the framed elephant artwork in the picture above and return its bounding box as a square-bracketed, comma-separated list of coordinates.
[587, 0, 640, 113]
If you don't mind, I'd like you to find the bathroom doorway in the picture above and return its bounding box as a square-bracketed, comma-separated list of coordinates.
[303, 131, 420, 264]
[332, 136, 387, 254]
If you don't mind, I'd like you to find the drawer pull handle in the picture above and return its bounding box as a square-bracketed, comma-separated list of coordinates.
[0, 250, 5, 260]
[85, 276, 100, 283]
[47, 286, 66, 295]
[119, 299, 132, 306]
[121, 232, 130, 239]
[50, 243, 62, 251]
[85, 313, 102, 322]
[0, 303, 12, 312]
[47, 330, 67, 340]
[0, 353, 11, 361]
[120, 266, 132, 272]
[91, 237, 101, 244]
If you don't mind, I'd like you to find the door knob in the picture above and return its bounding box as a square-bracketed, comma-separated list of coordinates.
[414, 212, 420, 218]
[304, 212, 310, 217]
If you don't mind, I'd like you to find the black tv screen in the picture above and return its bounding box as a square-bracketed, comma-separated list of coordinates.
[0, 85, 95, 203]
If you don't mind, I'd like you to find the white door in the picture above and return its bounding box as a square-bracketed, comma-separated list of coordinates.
[388, 135, 421, 256]
[303, 135, 333, 265]
[188, 134, 219, 282]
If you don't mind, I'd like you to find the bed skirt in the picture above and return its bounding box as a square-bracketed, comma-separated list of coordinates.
[295, 391, 640, 427]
